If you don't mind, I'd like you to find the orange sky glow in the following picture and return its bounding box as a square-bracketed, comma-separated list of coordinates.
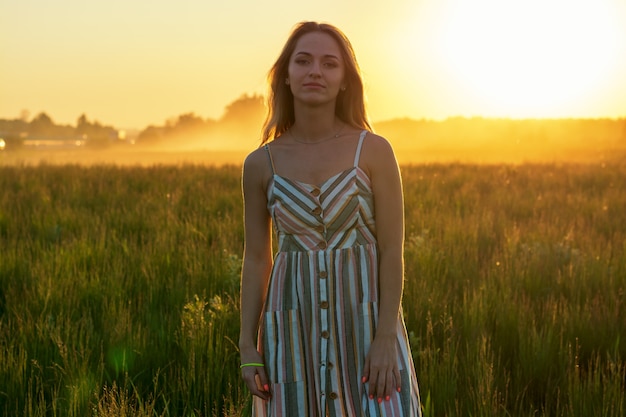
[2, 0, 626, 129]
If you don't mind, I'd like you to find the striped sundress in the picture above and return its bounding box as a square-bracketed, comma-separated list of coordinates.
[255, 130, 421, 417]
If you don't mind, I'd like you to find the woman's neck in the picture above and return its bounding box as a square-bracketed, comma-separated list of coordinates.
[291, 104, 339, 142]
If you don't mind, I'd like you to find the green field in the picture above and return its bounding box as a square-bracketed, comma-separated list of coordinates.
[1, 161, 624, 416]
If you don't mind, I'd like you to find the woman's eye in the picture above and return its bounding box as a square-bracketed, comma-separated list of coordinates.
[296, 59, 309, 65]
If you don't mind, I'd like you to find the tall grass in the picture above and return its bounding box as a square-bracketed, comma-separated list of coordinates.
[402, 162, 625, 416]
[1, 164, 246, 416]
[0, 161, 624, 416]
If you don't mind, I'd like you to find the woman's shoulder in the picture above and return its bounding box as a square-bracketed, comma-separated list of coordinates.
[243, 145, 271, 182]
[244, 145, 267, 166]
[362, 131, 396, 159]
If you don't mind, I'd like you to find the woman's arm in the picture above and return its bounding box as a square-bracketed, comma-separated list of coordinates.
[361, 134, 406, 403]
[239, 150, 273, 400]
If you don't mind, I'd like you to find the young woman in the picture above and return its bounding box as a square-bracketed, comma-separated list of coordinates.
[239, 21, 422, 417]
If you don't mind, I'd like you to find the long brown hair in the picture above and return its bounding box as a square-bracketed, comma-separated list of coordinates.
[261, 22, 372, 145]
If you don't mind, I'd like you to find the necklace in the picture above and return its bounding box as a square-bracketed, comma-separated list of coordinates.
[289, 124, 345, 145]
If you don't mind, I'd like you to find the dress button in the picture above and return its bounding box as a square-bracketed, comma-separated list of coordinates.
[321, 330, 330, 339]
[320, 301, 329, 309]
[318, 241, 327, 250]
[312, 207, 322, 215]
[329, 392, 338, 400]
[319, 271, 328, 279]
[311, 188, 320, 197]
[315, 225, 325, 233]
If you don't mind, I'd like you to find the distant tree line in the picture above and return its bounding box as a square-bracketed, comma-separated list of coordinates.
[135, 94, 265, 150]
[2, 93, 625, 154]
[0, 94, 266, 151]
[0, 112, 119, 150]
[374, 116, 626, 151]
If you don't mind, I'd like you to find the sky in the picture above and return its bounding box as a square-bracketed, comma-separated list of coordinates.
[2, 0, 626, 129]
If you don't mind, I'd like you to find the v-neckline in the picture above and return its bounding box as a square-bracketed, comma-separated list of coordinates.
[274, 166, 356, 189]
[264, 130, 369, 191]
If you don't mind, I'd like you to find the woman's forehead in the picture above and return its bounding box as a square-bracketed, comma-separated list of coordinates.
[292, 32, 342, 57]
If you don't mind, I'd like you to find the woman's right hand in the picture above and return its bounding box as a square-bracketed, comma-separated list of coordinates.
[240, 350, 271, 401]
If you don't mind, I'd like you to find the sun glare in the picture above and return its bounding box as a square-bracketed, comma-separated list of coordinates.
[433, 0, 622, 117]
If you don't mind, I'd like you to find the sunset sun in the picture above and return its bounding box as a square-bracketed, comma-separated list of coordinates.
[431, 0, 623, 118]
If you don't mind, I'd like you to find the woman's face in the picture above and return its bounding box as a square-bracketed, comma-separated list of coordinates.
[287, 31, 346, 107]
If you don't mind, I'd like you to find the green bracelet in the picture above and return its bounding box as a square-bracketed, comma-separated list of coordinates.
[240, 362, 265, 368]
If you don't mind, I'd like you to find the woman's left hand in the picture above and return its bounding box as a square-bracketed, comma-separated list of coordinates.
[362, 334, 401, 402]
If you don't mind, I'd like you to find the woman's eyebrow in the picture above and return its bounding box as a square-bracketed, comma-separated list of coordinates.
[294, 51, 340, 60]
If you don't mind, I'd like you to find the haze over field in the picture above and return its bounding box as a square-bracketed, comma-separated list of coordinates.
[2, 115, 625, 166]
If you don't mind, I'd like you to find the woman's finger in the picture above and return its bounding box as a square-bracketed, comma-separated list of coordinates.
[362, 355, 370, 384]
[383, 368, 394, 399]
[256, 368, 271, 398]
[375, 370, 386, 402]
[241, 368, 271, 401]
[393, 367, 402, 394]
[367, 368, 379, 399]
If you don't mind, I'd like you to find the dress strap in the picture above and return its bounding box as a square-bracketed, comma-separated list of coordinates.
[353, 130, 368, 167]
[264, 144, 276, 174]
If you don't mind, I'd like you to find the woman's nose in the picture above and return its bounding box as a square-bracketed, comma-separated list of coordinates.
[308, 61, 322, 77]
